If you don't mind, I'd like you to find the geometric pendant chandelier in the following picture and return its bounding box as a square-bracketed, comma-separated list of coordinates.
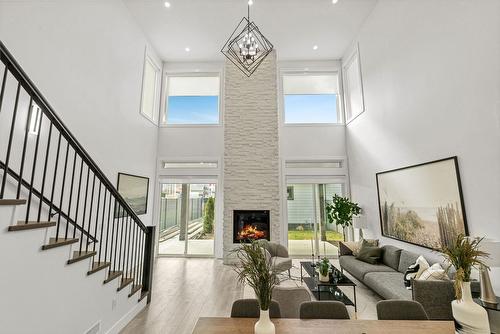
[221, 0, 274, 77]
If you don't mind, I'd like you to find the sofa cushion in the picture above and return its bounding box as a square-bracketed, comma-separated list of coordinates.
[363, 272, 412, 300]
[339, 255, 395, 281]
[398, 250, 420, 273]
[356, 243, 383, 264]
[381, 245, 402, 271]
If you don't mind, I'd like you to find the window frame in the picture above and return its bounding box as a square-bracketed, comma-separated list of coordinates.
[139, 52, 161, 125]
[280, 71, 344, 126]
[161, 72, 222, 127]
[343, 44, 365, 124]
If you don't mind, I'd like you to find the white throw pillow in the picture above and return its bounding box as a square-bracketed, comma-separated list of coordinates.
[418, 263, 450, 281]
[415, 255, 430, 279]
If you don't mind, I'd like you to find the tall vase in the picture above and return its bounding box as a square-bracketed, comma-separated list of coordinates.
[254, 309, 275, 334]
[452, 281, 490, 334]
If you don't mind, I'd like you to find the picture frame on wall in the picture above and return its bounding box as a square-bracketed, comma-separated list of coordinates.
[376, 156, 468, 250]
[116, 172, 149, 217]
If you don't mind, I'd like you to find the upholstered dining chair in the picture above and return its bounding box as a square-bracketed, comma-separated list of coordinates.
[258, 240, 293, 277]
[230, 299, 281, 318]
[272, 286, 311, 318]
[299, 301, 350, 319]
[376, 300, 429, 320]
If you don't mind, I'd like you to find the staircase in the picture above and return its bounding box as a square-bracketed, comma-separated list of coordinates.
[0, 41, 154, 333]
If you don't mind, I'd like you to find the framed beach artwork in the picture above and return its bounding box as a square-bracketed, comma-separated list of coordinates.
[376, 157, 468, 250]
[116, 173, 149, 217]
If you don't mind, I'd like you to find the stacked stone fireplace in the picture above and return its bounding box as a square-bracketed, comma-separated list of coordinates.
[223, 51, 280, 262]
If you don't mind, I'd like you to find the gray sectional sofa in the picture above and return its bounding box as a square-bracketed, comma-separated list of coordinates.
[338, 242, 480, 320]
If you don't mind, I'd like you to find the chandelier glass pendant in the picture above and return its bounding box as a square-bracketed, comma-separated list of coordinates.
[221, 0, 274, 77]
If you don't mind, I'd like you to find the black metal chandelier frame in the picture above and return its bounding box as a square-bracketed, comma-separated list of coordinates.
[221, 4, 274, 77]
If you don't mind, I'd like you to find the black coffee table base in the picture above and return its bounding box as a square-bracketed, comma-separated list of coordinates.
[300, 261, 357, 312]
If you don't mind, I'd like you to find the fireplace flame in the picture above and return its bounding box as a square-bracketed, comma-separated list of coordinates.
[237, 224, 266, 240]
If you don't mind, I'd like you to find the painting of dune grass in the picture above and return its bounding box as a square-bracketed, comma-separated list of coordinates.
[376, 157, 468, 250]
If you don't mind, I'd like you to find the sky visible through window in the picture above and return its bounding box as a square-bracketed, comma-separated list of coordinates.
[167, 96, 219, 124]
[284, 94, 337, 123]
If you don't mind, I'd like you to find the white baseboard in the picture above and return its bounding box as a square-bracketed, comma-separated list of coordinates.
[105, 298, 147, 334]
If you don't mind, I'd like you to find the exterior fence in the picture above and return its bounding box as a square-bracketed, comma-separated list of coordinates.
[159, 197, 204, 233]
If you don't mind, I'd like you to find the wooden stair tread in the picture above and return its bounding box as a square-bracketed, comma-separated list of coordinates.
[0, 199, 26, 206]
[128, 284, 142, 298]
[67, 250, 96, 265]
[117, 277, 134, 291]
[139, 291, 149, 302]
[88, 262, 111, 275]
[104, 271, 123, 284]
[8, 221, 56, 231]
[41, 237, 78, 250]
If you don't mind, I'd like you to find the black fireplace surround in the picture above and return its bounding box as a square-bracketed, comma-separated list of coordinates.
[233, 210, 270, 243]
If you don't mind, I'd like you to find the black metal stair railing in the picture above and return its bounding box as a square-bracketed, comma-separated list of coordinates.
[0, 41, 154, 301]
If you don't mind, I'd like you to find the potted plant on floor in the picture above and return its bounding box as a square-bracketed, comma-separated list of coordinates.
[325, 194, 361, 241]
[317, 258, 330, 282]
[233, 241, 279, 334]
[440, 234, 491, 333]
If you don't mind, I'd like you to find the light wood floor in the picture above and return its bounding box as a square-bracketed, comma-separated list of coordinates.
[120, 258, 381, 334]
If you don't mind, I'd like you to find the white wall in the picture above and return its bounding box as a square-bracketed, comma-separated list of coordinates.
[346, 0, 500, 292]
[0, 0, 159, 226]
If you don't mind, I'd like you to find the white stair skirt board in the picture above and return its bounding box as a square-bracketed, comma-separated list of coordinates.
[0, 203, 146, 334]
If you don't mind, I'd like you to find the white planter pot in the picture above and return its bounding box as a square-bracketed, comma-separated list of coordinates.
[318, 272, 330, 282]
[452, 281, 490, 334]
[254, 309, 275, 334]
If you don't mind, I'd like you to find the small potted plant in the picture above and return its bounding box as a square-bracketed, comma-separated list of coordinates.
[440, 234, 490, 333]
[317, 258, 330, 283]
[325, 194, 361, 241]
[232, 241, 279, 334]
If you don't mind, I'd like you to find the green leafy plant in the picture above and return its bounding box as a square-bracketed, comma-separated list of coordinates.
[325, 194, 361, 232]
[440, 234, 489, 300]
[231, 241, 279, 310]
[318, 258, 330, 277]
[202, 197, 215, 234]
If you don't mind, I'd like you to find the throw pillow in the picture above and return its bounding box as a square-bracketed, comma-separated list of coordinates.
[341, 241, 360, 256]
[340, 239, 380, 256]
[417, 263, 450, 281]
[356, 243, 383, 265]
[414, 255, 430, 279]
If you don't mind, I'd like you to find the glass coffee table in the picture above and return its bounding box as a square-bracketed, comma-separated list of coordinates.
[300, 261, 357, 312]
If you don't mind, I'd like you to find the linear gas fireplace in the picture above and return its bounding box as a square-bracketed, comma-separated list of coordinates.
[233, 210, 270, 243]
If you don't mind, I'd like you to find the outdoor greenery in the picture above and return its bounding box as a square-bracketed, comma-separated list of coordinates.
[440, 234, 489, 299]
[325, 194, 361, 228]
[203, 197, 215, 234]
[288, 230, 343, 241]
[231, 241, 279, 310]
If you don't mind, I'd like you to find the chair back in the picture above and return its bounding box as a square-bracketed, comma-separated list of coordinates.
[376, 300, 429, 320]
[231, 299, 281, 318]
[272, 286, 311, 318]
[299, 301, 350, 319]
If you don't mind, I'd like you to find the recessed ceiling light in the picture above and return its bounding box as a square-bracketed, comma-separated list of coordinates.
[185, 47, 190, 52]
[332, 0, 339, 4]
[164, 1, 171, 8]
[313, 45, 318, 50]
[248, 0, 254, 5]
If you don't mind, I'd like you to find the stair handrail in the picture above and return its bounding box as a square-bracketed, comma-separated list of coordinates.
[0, 40, 147, 233]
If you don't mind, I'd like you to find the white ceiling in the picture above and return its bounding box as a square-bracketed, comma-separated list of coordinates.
[123, 0, 378, 62]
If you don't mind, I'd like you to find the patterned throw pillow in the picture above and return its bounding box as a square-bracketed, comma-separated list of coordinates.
[417, 263, 450, 281]
[342, 239, 379, 256]
[414, 255, 430, 279]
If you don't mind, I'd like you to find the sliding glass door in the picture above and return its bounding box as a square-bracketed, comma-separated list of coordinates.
[287, 183, 344, 257]
[158, 182, 216, 256]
